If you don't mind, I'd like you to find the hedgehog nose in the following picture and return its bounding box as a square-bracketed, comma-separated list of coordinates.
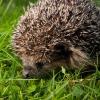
[23, 72, 30, 78]
[23, 70, 30, 78]
[23, 67, 31, 78]
[35, 62, 44, 69]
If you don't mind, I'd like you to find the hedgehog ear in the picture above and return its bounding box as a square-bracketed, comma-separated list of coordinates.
[54, 43, 66, 51]
[53, 42, 70, 54]
[53, 42, 71, 58]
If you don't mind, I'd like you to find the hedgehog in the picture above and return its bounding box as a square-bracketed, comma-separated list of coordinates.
[12, 0, 100, 78]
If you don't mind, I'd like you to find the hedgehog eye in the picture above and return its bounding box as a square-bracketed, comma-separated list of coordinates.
[35, 62, 44, 69]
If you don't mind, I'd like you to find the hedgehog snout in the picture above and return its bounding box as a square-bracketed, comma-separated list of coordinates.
[23, 62, 45, 78]
[23, 66, 32, 78]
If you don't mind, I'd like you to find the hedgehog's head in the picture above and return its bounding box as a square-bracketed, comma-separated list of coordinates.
[22, 42, 70, 78]
[22, 42, 88, 78]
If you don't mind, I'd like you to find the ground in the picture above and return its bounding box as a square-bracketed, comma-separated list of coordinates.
[0, 0, 100, 99]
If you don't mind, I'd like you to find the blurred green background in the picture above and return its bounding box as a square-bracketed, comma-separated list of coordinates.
[0, 0, 100, 100]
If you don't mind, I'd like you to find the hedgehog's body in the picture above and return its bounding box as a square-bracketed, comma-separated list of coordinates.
[13, 0, 100, 77]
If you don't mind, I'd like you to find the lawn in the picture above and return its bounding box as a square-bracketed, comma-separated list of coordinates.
[0, 0, 100, 100]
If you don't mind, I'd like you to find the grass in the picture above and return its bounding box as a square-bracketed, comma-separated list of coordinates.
[0, 0, 100, 99]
